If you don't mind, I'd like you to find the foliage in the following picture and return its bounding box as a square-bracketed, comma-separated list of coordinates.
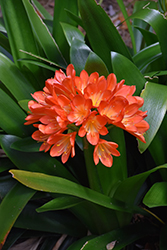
[0, 0, 167, 249]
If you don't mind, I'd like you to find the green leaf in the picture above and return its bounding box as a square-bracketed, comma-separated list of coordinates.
[117, 0, 136, 54]
[11, 137, 42, 152]
[0, 31, 11, 53]
[131, 7, 167, 66]
[96, 127, 127, 197]
[133, 42, 162, 71]
[36, 195, 83, 212]
[70, 38, 91, 75]
[18, 99, 31, 112]
[14, 202, 86, 237]
[67, 221, 157, 250]
[18, 59, 57, 72]
[0, 135, 76, 181]
[113, 165, 167, 206]
[9, 169, 134, 213]
[0, 0, 43, 83]
[111, 52, 146, 96]
[78, 0, 132, 72]
[0, 53, 35, 101]
[0, 90, 31, 137]
[0, 183, 35, 248]
[138, 82, 167, 153]
[52, 0, 78, 62]
[22, 0, 67, 68]
[31, 0, 53, 20]
[85, 52, 109, 77]
[143, 182, 167, 208]
[133, 26, 158, 46]
[61, 22, 84, 46]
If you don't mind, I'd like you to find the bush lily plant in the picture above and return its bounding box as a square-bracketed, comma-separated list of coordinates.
[0, 0, 167, 249]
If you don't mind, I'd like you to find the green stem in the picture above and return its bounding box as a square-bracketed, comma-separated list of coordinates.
[83, 137, 103, 193]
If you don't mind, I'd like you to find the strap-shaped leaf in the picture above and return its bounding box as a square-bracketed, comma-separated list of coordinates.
[0, 183, 35, 249]
[52, 0, 78, 62]
[133, 42, 162, 71]
[70, 38, 91, 75]
[9, 169, 136, 213]
[61, 22, 84, 46]
[0, 0, 43, 83]
[131, 7, 167, 66]
[143, 182, 167, 208]
[22, 0, 67, 68]
[67, 221, 157, 250]
[0, 135, 76, 181]
[138, 82, 167, 153]
[111, 52, 146, 96]
[0, 90, 31, 137]
[78, 0, 132, 72]
[0, 53, 35, 101]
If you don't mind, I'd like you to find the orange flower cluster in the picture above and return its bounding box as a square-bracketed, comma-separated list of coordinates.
[25, 64, 149, 167]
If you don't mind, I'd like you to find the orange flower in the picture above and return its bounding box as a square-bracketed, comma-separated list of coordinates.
[78, 111, 108, 145]
[68, 95, 92, 125]
[48, 132, 77, 163]
[25, 64, 149, 167]
[93, 139, 120, 167]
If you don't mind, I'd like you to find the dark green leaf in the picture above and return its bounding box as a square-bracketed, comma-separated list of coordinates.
[52, 0, 78, 62]
[143, 182, 167, 207]
[0, 89, 32, 137]
[14, 202, 86, 237]
[70, 38, 91, 75]
[138, 82, 167, 153]
[0, 0, 43, 85]
[111, 52, 146, 96]
[78, 0, 132, 72]
[36, 195, 83, 212]
[0, 183, 35, 248]
[10, 169, 134, 213]
[11, 137, 42, 152]
[0, 135, 77, 181]
[61, 22, 84, 46]
[0, 53, 35, 101]
[22, 0, 67, 68]
[85, 52, 109, 77]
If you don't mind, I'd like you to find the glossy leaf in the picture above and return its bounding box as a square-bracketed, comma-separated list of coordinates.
[96, 127, 127, 197]
[143, 182, 167, 208]
[78, 0, 132, 72]
[133, 42, 162, 71]
[0, 183, 35, 249]
[113, 165, 167, 206]
[0, 32, 11, 53]
[36, 195, 83, 212]
[11, 137, 42, 152]
[0, 0, 42, 83]
[22, 0, 67, 68]
[131, 7, 167, 66]
[52, 0, 78, 62]
[111, 52, 146, 96]
[70, 38, 91, 75]
[61, 22, 84, 46]
[138, 82, 167, 153]
[14, 202, 86, 237]
[32, 0, 53, 20]
[0, 53, 35, 101]
[0, 90, 31, 137]
[85, 52, 109, 78]
[9, 169, 134, 213]
[67, 222, 157, 250]
[0, 135, 76, 181]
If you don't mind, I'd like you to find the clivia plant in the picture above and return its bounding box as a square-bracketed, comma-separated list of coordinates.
[0, 0, 167, 249]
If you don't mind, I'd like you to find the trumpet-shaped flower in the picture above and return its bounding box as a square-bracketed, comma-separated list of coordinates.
[93, 139, 120, 167]
[25, 64, 149, 167]
[78, 111, 108, 145]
